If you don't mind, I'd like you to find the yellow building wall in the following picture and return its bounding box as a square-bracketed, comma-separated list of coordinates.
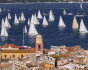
[1, 53, 35, 59]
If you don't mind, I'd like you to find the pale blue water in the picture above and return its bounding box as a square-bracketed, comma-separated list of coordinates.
[0, 3, 88, 49]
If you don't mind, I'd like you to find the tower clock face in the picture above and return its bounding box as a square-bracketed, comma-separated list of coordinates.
[39, 38, 40, 40]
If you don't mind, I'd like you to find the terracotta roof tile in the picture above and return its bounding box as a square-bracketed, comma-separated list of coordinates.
[43, 63, 54, 68]
[50, 54, 69, 58]
[1, 49, 35, 53]
[0, 63, 13, 67]
[1, 43, 19, 48]
[75, 46, 81, 48]
[26, 63, 37, 67]
[65, 47, 74, 52]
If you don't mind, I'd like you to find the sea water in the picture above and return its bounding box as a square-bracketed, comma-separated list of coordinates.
[0, 3, 88, 49]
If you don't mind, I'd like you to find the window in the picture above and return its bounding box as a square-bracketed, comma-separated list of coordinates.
[21, 55, 23, 59]
[38, 45, 41, 51]
[13, 55, 15, 58]
[4, 55, 7, 59]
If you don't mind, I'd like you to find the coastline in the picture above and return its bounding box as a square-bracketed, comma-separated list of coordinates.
[0, 2, 88, 4]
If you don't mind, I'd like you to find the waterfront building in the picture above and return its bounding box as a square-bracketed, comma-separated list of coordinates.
[1, 43, 35, 59]
[1, 34, 44, 59]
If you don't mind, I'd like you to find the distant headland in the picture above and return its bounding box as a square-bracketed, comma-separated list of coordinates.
[0, 0, 88, 4]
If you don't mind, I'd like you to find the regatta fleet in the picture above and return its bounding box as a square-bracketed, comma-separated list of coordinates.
[0, 3, 88, 37]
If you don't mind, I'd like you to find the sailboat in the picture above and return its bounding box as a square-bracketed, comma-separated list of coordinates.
[31, 14, 34, 24]
[58, 16, 66, 28]
[63, 9, 67, 15]
[42, 16, 48, 26]
[1, 18, 5, 28]
[19, 16, 21, 21]
[34, 14, 40, 24]
[24, 25, 27, 33]
[49, 10, 55, 22]
[72, 16, 79, 29]
[20, 12, 25, 22]
[22, 28, 30, 49]
[37, 10, 42, 19]
[27, 18, 31, 26]
[80, 3, 82, 10]
[0, 8, 2, 13]
[0, 27, 8, 37]
[76, 3, 84, 17]
[28, 23, 38, 35]
[5, 16, 11, 28]
[14, 14, 19, 24]
[8, 13, 11, 20]
[79, 19, 88, 33]
[42, 11, 47, 16]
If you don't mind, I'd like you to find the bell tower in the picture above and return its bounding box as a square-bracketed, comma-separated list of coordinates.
[0, 45, 1, 70]
[36, 34, 43, 56]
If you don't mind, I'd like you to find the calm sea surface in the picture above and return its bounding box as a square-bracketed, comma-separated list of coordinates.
[0, 3, 88, 49]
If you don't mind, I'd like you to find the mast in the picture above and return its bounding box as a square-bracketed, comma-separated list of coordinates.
[79, 3, 83, 26]
[23, 28, 24, 45]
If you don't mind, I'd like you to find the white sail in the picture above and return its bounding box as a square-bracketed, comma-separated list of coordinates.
[27, 18, 31, 26]
[34, 14, 40, 24]
[72, 16, 79, 29]
[5, 16, 11, 28]
[31, 14, 34, 24]
[49, 10, 55, 21]
[20, 12, 25, 21]
[19, 16, 21, 21]
[79, 19, 88, 33]
[0, 27, 8, 36]
[0, 8, 2, 13]
[42, 16, 48, 26]
[8, 13, 11, 20]
[14, 14, 19, 24]
[37, 10, 42, 19]
[28, 23, 38, 35]
[1, 18, 5, 28]
[63, 9, 67, 15]
[24, 25, 27, 33]
[80, 3, 82, 10]
[58, 16, 66, 28]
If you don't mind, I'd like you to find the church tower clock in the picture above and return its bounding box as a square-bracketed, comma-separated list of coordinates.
[35, 34, 43, 56]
